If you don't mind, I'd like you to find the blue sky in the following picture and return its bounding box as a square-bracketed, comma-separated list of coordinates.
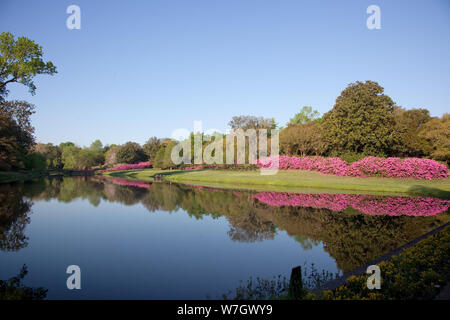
[1, 0, 449, 146]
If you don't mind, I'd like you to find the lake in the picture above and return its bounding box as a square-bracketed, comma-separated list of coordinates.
[1, 176, 449, 299]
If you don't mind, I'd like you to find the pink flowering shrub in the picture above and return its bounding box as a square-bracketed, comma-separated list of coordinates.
[110, 161, 151, 171]
[252, 192, 450, 217]
[257, 156, 448, 180]
[349, 157, 448, 180]
[184, 164, 216, 170]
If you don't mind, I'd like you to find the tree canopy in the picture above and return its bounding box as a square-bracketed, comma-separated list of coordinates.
[0, 32, 56, 97]
[322, 81, 398, 156]
[288, 106, 320, 125]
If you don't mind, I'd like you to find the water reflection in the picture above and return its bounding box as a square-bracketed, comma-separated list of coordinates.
[2, 176, 449, 275]
[0, 183, 32, 252]
[0, 265, 47, 300]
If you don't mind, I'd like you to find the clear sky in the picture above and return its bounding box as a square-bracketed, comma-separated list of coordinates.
[1, 0, 449, 147]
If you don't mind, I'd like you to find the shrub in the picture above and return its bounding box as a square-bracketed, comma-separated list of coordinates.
[116, 142, 146, 164]
[109, 161, 151, 171]
[257, 156, 449, 180]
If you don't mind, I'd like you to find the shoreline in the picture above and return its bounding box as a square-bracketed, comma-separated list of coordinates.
[99, 169, 450, 199]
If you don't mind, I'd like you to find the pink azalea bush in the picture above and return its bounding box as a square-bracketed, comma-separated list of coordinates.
[109, 161, 151, 171]
[184, 164, 216, 170]
[257, 156, 448, 180]
[348, 157, 448, 180]
[252, 192, 450, 217]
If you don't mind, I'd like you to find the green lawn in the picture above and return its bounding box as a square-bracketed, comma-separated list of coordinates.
[101, 169, 450, 199]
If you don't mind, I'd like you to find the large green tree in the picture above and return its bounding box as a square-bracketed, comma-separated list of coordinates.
[0, 32, 56, 97]
[143, 137, 161, 161]
[418, 114, 450, 162]
[280, 122, 323, 156]
[322, 81, 398, 156]
[393, 107, 432, 157]
[0, 111, 27, 170]
[116, 142, 146, 164]
[0, 32, 56, 170]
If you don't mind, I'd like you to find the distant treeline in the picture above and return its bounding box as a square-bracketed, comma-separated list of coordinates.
[17, 81, 448, 171]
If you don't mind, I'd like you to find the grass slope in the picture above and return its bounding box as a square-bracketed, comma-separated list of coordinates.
[101, 169, 450, 199]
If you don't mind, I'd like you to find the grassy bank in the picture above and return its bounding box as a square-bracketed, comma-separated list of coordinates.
[100, 169, 450, 199]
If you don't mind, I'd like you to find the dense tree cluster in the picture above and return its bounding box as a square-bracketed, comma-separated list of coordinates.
[279, 81, 449, 163]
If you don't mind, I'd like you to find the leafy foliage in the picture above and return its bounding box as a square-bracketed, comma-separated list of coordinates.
[0, 32, 56, 96]
[23, 152, 46, 171]
[288, 106, 320, 125]
[322, 81, 398, 156]
[116, 142, 146, 164]
[0, 265, 47, 300]
[418, 114, 450, 162]
[0, 110, 32, 170]
[152, 140, 177, 169]
[228, 115, 277, 131]
[143, 137, 161, 160]
[280, 122, 324, 156]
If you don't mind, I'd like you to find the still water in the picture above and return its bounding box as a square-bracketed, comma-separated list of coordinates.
[1, 176, 449, 299]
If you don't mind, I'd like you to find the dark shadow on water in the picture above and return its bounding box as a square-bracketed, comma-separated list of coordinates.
[407, 185, 450, 200]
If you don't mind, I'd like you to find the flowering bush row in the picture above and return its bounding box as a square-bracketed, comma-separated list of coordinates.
[252, 192, 450, 217]
[107, 161, 151, 172]
[257, 156, 448, 180]
[184, 164, 216, 170]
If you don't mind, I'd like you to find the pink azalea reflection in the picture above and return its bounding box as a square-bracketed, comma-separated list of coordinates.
[252, 192, 450, 216]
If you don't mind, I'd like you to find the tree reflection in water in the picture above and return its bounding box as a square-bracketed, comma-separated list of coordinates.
[0, 183, 32, 252]
[1, 176, 449, 273]
[0, 265, 47, 300]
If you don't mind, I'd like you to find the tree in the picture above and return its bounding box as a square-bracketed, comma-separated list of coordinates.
[280, 122, 326, 156]
[0, 101, 35, 167]
[0, 32, 56, 171]
[153, 140, 177, 169]
[322, 81, 398, 156]
[0, 111, 26, 170]
[393, 107, 432, 157]
[89, 140, 105, 166]
[0, 32, 56, 97]
[418, 114, 450, 162]
[0, 100, 35, 136]
[105, 145, 120, 167]
[228, 116, 276, 131]
[288, 106, 320, 125]
[61, 145, 81, 169]
[33, 143, 62, 169]
[23, 152, 46, 171]
[143, 137, 161, 161]
[116, 142, 146, 164]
